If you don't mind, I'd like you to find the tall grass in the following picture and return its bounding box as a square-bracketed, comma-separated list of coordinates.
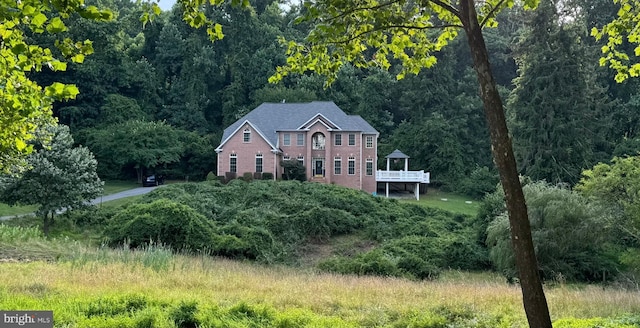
[0, 247, 638, 327]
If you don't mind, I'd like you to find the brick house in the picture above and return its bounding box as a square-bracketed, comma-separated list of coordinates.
[215, 101, 379, 193]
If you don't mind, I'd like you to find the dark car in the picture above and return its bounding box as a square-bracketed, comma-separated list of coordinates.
[142, 175, 164, 187]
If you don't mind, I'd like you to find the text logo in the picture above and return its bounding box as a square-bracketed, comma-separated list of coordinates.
[0, 311, 52, 328]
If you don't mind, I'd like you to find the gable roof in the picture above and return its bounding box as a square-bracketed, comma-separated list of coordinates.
[217, 101, 378, 151]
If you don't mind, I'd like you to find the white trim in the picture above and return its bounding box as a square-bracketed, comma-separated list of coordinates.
[215, 120, 278, 152]
[297, 113, 342, 130]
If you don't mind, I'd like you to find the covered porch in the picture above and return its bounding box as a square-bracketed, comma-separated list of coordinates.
[376, 149, 430, 200]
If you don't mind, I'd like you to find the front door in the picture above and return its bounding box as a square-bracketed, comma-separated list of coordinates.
[314, 158, 324, 177]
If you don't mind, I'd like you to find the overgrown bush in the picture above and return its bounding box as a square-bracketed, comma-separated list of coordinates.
[104, 199, 216, 251]
[486, 181, 619, 282]
[97, 180, 489, 279]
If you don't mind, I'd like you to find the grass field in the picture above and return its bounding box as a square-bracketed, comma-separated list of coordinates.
[0, 250, 638, 327]
[400, 188, 481, 216]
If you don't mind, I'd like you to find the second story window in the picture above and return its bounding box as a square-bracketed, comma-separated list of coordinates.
[334, 133, 342, 146]
[366, 136, 374, 148]
[312, 133, 325, 150]
[297, 133, 305, 146]
[348, 133, 356, 146]
[243, 129, 251, 143]
[283, 133, 291, 146]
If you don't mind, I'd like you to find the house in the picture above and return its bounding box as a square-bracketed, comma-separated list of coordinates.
[215, 101, 379, 193]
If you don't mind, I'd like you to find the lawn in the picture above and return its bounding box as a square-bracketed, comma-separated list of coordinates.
[0, 180, 139, 217]
[400, 188, 481, 216]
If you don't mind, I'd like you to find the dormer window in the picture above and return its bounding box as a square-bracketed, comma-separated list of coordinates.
[312, 132, 326, 150]
[243, 129, 251, 143]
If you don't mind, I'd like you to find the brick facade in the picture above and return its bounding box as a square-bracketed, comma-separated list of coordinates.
[216, 102, 378, 193]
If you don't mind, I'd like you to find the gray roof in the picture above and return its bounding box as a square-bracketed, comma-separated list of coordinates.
[385, 149, 410, 159]
[217, 101, 379, 150]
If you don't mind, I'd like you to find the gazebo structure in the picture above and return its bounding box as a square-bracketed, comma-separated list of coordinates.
[376, 149, 430, 200]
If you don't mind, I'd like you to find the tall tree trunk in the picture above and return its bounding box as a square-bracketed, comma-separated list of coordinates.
[459, 0, 552, 327]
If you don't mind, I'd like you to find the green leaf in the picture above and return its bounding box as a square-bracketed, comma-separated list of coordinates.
[46, 17, 68, 33]
[31, 13, 47, 28]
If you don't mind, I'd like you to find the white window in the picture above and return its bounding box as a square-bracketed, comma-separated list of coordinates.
[366, 159, 374, 176]
[297, 155, 304, 166]
[283, 133, 290, 146]
[243, 129, 251, 143]
[348, 156, 355, 175]
[229, 153, 237, 173]
[334, 157, 342, 175]
[255, 154, 263, 173]
[366, 136, 374, 148]
[348, 133, 356, 146]
[334, 134, 342, 146]
[297, 133, 305, 146]
[312, 133, 326, 150]
[283, 156, 291, 161]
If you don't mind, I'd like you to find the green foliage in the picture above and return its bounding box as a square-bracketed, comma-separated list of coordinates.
[508, 0, 611, 185]
[82, 120, 184, 181]
[0, 0, 111, 173]
[280, 160, 306, 181]
[206, 171, 216, 181]
[576, 156, 640, 245]
[101, 181, 488, 278]
[592, 0, 640, 82]
[486, 181, 619, 282]
[457, 166, 500, 198]
[104, 199, 215, 252]
[0, 124, 103, 234]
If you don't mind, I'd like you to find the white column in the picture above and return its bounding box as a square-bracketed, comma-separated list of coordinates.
[386, 182, 389, 198]
[415, 183, 419, 200]
[386, 158, 390, 171]
[404, 159, 409, 171]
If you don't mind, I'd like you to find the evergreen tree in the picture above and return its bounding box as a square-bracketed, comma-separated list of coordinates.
[508, 0, 612, 184]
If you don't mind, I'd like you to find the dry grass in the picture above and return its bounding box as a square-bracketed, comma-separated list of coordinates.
[1, 254, 638, 326]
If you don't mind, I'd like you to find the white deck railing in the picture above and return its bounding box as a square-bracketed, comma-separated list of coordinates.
[376, 170, 430, 183]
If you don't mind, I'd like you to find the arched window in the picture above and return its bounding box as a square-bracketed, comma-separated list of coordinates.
[312, 132, 325, 150]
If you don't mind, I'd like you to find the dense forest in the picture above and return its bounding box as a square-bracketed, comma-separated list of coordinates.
[29, 0, 638, 192]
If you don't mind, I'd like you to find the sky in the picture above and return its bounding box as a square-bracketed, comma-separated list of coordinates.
[156, 0, 176, 11]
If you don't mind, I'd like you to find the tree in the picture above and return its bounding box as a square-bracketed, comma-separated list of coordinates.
[82, 120, 184, 182]
[0, 0, 111, 172]
[576, 156, 640, 244]
[508, 0, 611, 185]
[592, 0, 640, 82]
[0, 124, 103, 235]
[269, 1, 552, 326]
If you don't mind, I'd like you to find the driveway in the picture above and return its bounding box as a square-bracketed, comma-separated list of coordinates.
[0, 186, 160, 221]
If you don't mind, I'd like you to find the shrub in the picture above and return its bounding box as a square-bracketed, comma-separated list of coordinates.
[281, 160, 306, 181]
[206, 171, 216, 181]
[104, 199, 215, 252]
[242, 172, 254, 182]
[486, 181, 620, 282]
[262, 172, 273, 180]
[457, 166, 500, 198]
